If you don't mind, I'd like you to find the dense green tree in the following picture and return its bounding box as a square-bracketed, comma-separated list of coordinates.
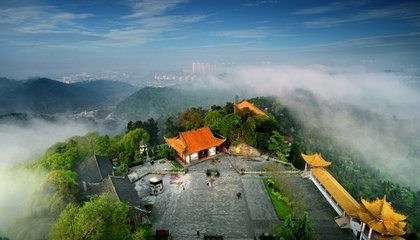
[126, 121, 133, 133]
[210, 104, 223, 111]
[116, 151, 132, 175]
[48, 194, 131, 240]
[220, 113, 241, 142]
[204, 109, 224, 132]
[164, 116, 179, 137]
[240, 117, 257, 146]
[144, 118, 159, 146]
[128, 119, 160, 146]
[122, 128, 150, 153]
[94, 135, 111, 156]
[275, 213, 315, 240]
[255, 132, 271, 151]
[237, 107, 256, 122]
[177, 107, 203, 130]
[256, 117, 279, 133]
[47, 170, 78, 194]
[155, 144, 177, 160]
[108, 135, 123, 158]
[224, 102, 234, 114]
[132, 225, 153, 240]
[268, 131, 290, 161]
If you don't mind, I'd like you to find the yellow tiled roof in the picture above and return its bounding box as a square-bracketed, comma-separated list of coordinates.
[311, 168, 360, 216]
[301, 153, 332, 167]
[358, 196, 407, 236]
[235, 100, 268, 116]
[374, 235, 405, 240]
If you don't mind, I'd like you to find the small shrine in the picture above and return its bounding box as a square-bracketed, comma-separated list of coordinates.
[150, 176, 163, 195]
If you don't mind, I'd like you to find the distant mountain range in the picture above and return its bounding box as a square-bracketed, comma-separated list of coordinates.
[0, 78, 137, 115]
[115, 85, 251, 121]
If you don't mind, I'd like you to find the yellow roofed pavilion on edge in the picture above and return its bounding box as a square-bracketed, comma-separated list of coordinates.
[311, 168, 360, 216]
[235, 100, 268, 117]
[301, 153, 332, 167]
[357, 196, 407, 236]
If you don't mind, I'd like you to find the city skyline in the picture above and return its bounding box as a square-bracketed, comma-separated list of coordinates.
[1, 0, 419, 80]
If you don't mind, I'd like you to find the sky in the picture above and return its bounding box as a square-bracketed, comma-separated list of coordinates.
[0, 0, 420, 80]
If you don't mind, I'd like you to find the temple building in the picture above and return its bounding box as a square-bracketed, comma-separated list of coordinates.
[357, 196, 407, 240]
[301, 153, 407, 240]
[234, 99, 268, 117]
[302, 153, 331, 169]
[164, 126, 225, 165]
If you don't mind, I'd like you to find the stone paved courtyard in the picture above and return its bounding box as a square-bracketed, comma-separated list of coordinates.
[132, 154, 354, 240]
[146, 155, 280, 239]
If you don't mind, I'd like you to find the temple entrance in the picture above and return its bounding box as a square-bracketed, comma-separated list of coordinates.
[198, 149, 208, 159]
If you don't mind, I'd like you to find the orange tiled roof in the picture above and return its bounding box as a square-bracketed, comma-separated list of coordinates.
[235, 100, 268, 116]
[301, 153, 331, 167]
[311, 168, 360, 216]
[164, 126, 225, 155]
[357, 196, 407, 236]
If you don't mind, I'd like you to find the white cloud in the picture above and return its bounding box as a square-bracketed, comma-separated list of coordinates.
[0, 118, 95, 166]
[243, 0, 279, 7]
[0, 117, 97, 239]
[100, 0, 207, 46]
[301, 2, 420, 28]
[210, 28, 270, 39]
[200, 64, 420, 188]
[0, 5, 93, 33]
[123, 0, 188, 19]
[293, 1, 369, 15]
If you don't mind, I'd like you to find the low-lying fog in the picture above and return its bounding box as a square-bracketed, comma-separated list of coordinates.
[0, 118, 96, 238]
[1, 63, 419, 238]
[201, 64, 420, 189]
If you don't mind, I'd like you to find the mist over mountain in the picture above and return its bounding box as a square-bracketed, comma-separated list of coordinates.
[0, 78, 104, 114]
[200, 65, 420, 190]
[0, 78, 137, 115]
[115, 83, 251, 121]
[72, 79, 137, 104]
[281, 88, 420, 190]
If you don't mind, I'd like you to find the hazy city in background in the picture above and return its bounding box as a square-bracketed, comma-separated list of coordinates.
[1, 0, 420, 239]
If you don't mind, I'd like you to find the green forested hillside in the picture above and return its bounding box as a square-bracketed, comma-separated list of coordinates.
[115, 86, 249, 121]
[0, 78, 138, 115]
[0, 78, 105, 114]
[73, 80, 138, 104]
[254, 94, 420, 237]
[3, 89, 419, 238]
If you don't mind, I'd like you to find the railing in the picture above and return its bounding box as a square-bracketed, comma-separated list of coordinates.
[240, 170, 302, 175]
[311, 175, 344, 216]
[147, 169, 186, 175]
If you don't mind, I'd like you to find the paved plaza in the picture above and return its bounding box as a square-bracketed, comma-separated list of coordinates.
[131, 154, 354, 240]
[144, 155, 280, 239]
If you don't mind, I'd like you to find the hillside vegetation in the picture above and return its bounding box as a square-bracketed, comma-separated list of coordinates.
[3, 91, 419, 239]
[0, 78, 137, 115]
[115, 85, 250, 120]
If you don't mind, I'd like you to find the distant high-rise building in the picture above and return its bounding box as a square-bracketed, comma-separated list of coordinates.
[192, 62, 216, 73]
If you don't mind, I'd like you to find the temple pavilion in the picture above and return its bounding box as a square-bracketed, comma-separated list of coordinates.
[358, 196, 407, 240]
[235, 100, 268, 117]
[164, 126, 225, 165]
[301, 153, 407, 240]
